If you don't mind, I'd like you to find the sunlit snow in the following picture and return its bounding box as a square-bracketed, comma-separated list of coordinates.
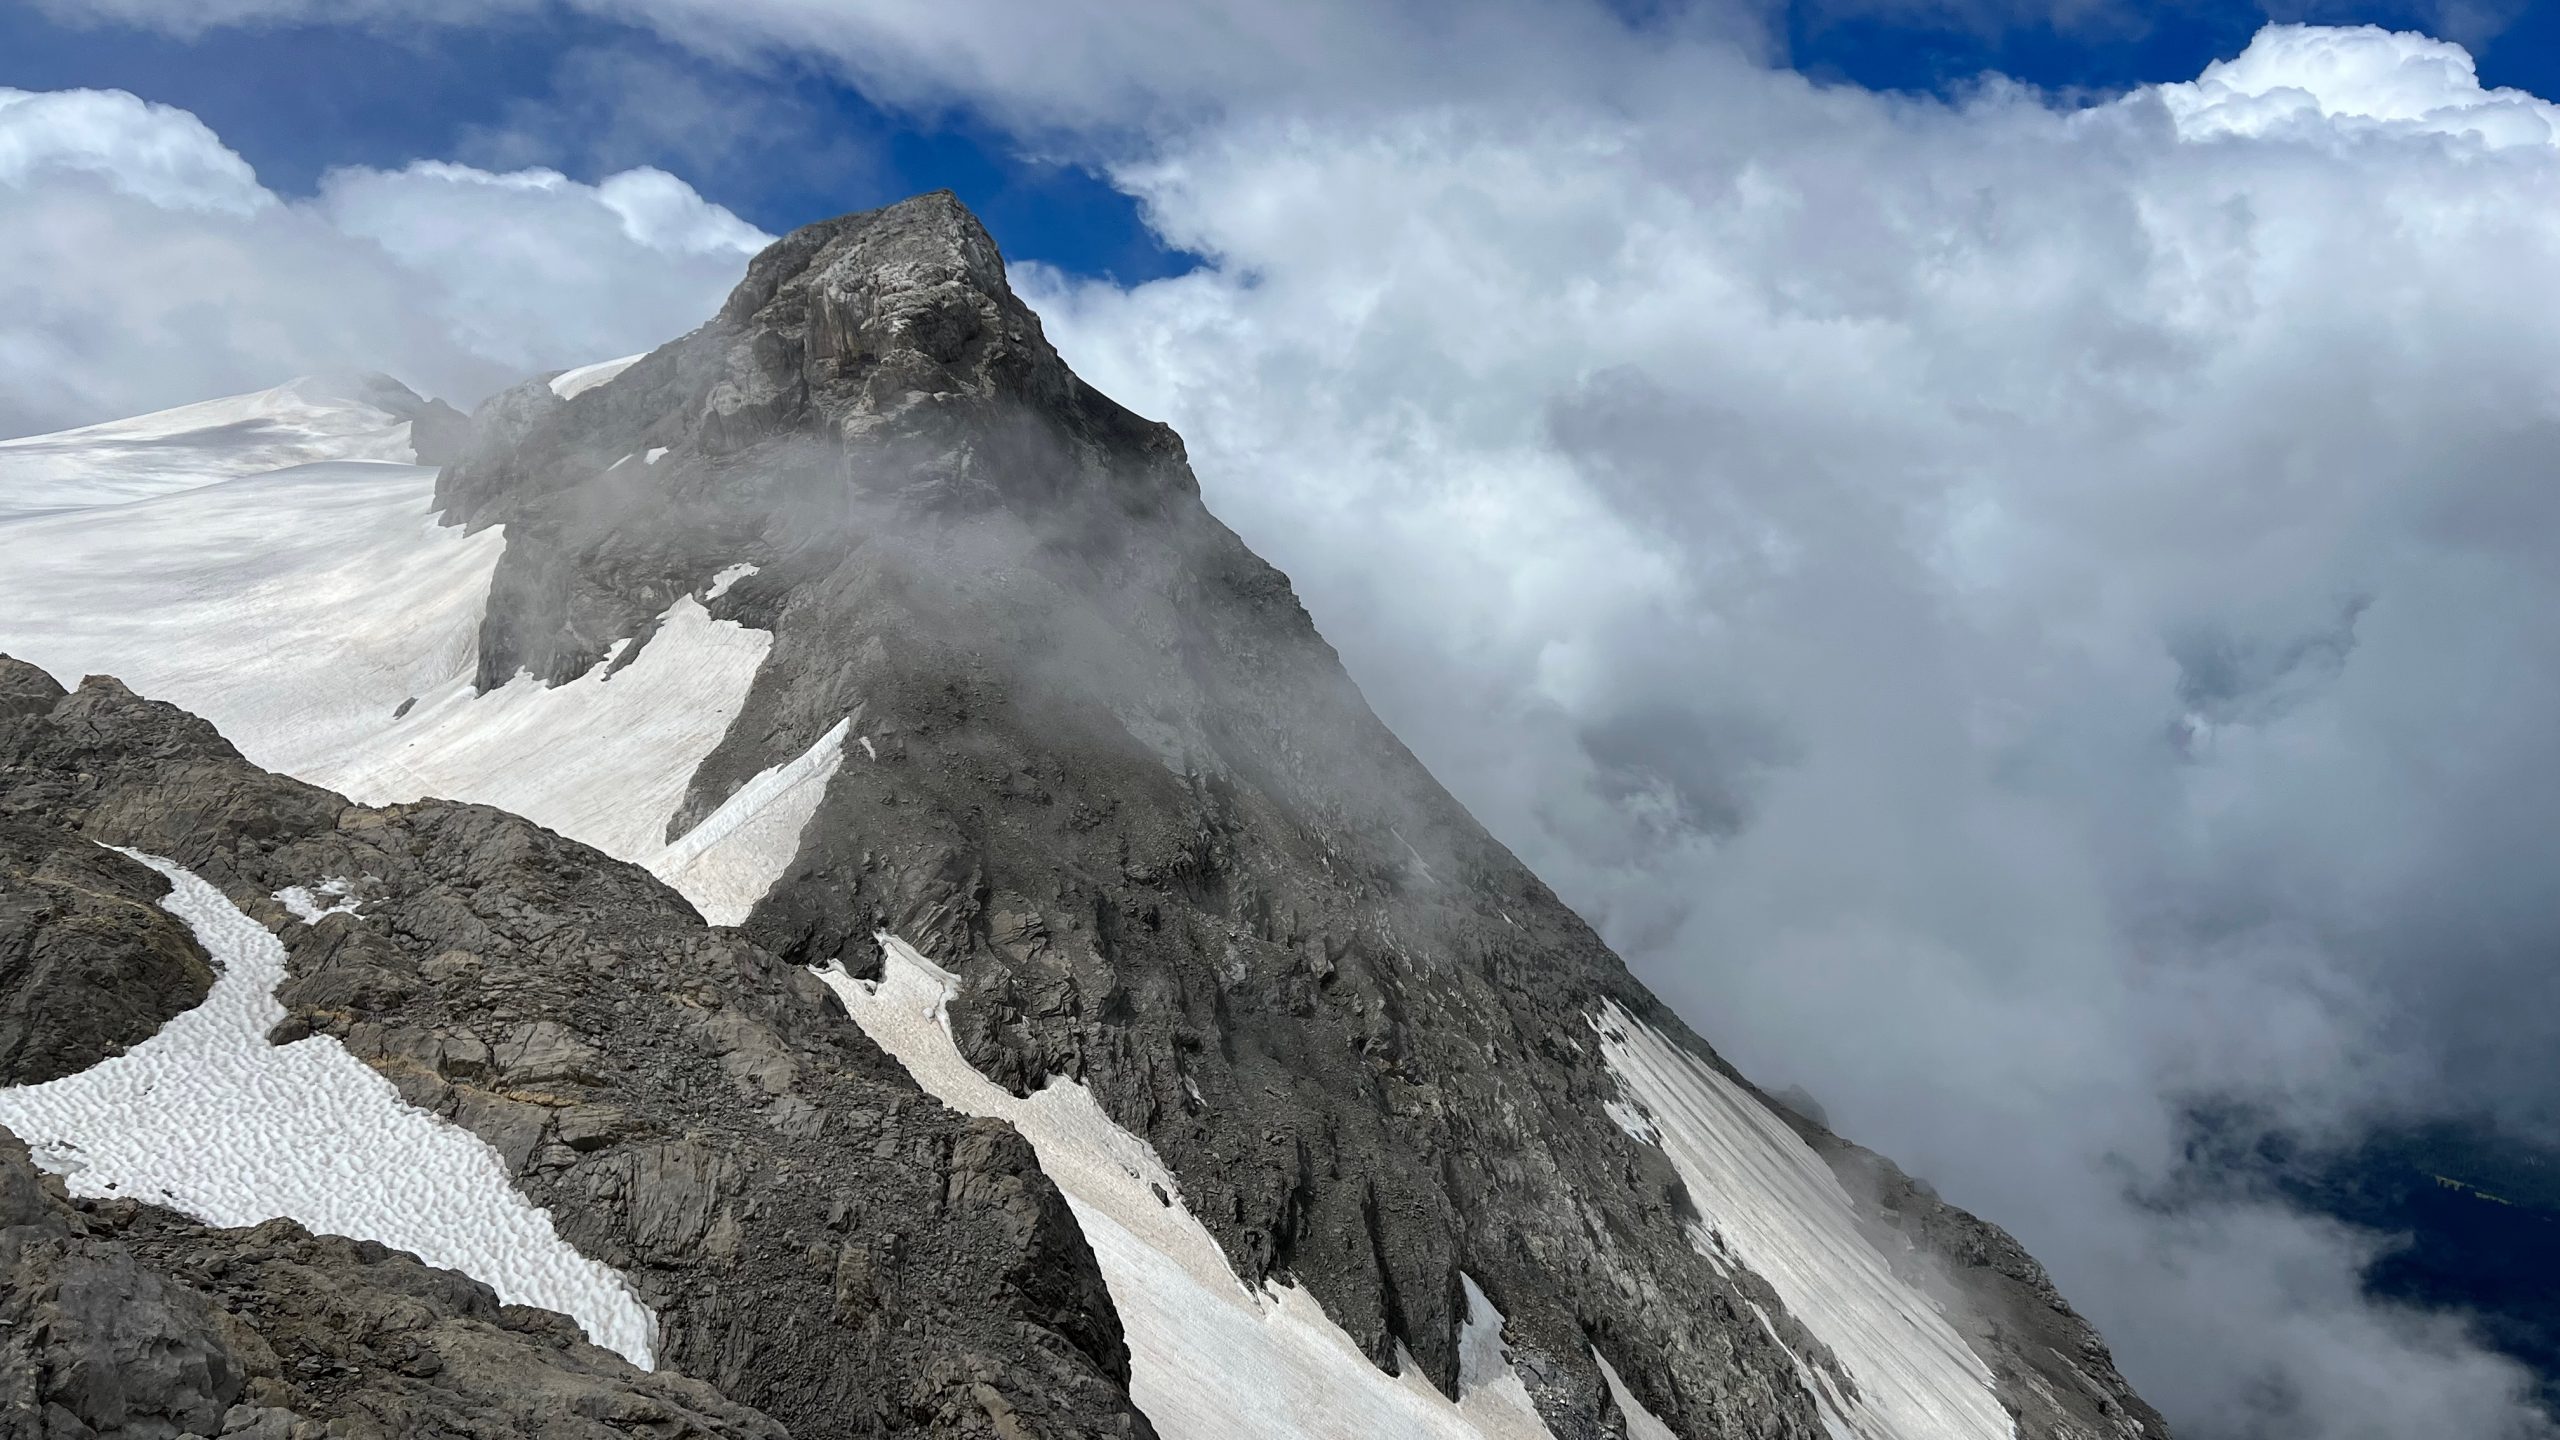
[0, 850, 656, 1366]
[0, 461, 831, 928]
[815, 935, 1558, 1440]
[0, 376, 423, 518]
[1596, 1002, 2013, 1440]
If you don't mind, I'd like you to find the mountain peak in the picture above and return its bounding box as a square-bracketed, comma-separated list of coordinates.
[719, 189, 1006, 333]
[705, 187, 1081, 449]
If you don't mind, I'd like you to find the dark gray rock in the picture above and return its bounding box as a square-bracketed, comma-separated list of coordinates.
[0, 1128, 791, 1440]
[0, 661, 1153, 1440]
[0, 658, 215, 1087]
[429, 192, 2167, 1438]
[405, 397, 473, 467]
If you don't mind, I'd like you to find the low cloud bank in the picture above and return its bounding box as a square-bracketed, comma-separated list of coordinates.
[1023, 24, 2560, 1439]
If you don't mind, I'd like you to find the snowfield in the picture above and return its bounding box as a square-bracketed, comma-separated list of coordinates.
[1597, 1002, 2015, 1440]
[0, 850, 658, 1367]
[0, 375, 425, 518]
[0, 439, 832, 928]
[816, 935, 1559, 1440]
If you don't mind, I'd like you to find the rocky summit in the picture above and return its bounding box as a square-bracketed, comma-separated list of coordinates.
[0, 192, 2166, 1440]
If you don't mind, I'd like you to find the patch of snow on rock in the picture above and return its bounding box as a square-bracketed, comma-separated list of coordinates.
[0, 850, 657, 1367]
[1595, 1001, 2013, 1440]
[703, 562, 758, 601]
[649, 718, 849, 925]
[324, 594, 772, 866]
[548, 354, 643, 400]
[816, 935, 1558, 1440]
[1454, 1274, 1556, 1438]
[275, 876, 362, 924]
[1593, 1350, 1679, 1440]
[1603, 1098, 1659, 1146]
[0, 465, 823, 932]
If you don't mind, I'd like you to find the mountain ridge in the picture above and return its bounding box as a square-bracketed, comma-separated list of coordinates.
[0, 189, 2166, 1440]
[424, 189, 2164, 1440]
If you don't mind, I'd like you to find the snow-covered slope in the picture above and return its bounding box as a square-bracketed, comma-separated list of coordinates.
[0, 848, 656, 1366]
[817, 935, 1558, 1440]
[1599, 1003, 2013, 1440]
[0, 374, 431, 518]
[0, 460, 847, 929]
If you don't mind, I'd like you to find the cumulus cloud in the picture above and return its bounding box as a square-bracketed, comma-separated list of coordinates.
[1013, 22, 2560, 1439]
[2163, 21, 2560, 144]
[0, 86, 265, 212]
[0, 85, 769, 436]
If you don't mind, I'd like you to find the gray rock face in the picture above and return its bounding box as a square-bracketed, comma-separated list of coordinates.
[0, 662, 216, 1088]
[0, 813, 213, 1087]
[432, 192, 2168, 1439]
[0, 657, 1153, 1440]
[0, 1128, 791, 1440]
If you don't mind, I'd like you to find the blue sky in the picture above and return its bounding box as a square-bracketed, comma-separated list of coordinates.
[11, 0, 2559, 286]
[0, 4, 1195, 281]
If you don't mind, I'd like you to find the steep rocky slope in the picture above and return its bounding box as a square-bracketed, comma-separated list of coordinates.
[0, 658, 1151, 1439]
[414, 191, 2166, 1440]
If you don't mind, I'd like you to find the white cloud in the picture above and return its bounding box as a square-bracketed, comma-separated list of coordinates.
[0, 87, 770, 436]
[0, 85, 266, 212]
[2162, 22, 2560, 145]
[1017, 23, 2560, 1439]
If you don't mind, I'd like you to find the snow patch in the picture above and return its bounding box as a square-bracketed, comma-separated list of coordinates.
[275, 876, 361, 924]
[649, 718, 849, 925]
[1603, 1098, 1659, 1146]
[1595, 1002, 2012, 1440]
[703, 562, 758, 601]
[0, 465, 817, 927]
[1592, 1350, 1679, 1440]
[0, 850, 656, 1367]
[1454, 1274, 1554, 1437]
[324, 594, 771, 867]
[549, 354, 643, 399]
[645, 446, 670, 465]
[815, 935, 1558, 1440]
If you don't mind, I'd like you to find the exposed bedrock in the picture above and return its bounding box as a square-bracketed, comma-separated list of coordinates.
[0, 656, 1153, 1440]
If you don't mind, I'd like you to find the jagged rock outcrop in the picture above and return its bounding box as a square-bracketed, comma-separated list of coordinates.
[0, 656, 1154, 1440]
[431, 192, 2168, 1439]
[0, 665, 213, 1085]
[0, 1129, 790, 1440]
